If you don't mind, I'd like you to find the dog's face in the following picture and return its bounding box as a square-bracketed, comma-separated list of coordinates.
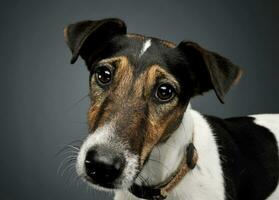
[64, 18, 242, 190]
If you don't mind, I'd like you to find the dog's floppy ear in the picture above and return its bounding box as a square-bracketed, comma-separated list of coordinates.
[177, 41, 243, 103]
[64, 18, 127, 64]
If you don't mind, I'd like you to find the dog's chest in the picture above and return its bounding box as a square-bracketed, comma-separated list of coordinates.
[115, 111, 279, 200]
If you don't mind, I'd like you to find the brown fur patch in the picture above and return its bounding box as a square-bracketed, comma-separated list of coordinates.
[233, 68, 244, 86]
[133, 71, 149, 98]
[138, 65, 184, 165]
[146, 65, 180, 93]
[87, 56, 133, 131]
[134, 65, 179, 101]
[113, 57, 134, 98]
[140, 105, 185, 165]
[126, 33, 145, 41]
[63, 27, 69, 43]
[87, 104, 101, 131]
[160, 40, 176, 48]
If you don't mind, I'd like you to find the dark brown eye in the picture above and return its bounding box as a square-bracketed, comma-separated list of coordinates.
[95, 65, 112, 86]
[155, 83, 176, 102]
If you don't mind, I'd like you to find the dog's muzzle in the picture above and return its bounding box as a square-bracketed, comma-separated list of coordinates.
[76, 124, 139, 190]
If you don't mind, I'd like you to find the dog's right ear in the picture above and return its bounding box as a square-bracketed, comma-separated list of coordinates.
[64, 18, 127, 65]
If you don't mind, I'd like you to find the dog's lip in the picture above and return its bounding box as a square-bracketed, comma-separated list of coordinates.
[84, 175, 121, 190]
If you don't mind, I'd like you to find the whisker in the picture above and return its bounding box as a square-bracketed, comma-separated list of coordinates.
[148, 158, 172, 174]
[63, 164, 76, 184]
[57, 154, 77, 176]
[55, 137, 87, 188]
[155, 146, 161, 161]
[138, 174, 150, 186]
[67, 94, 90, 111]
[61, 162, 76, 177]
[55, 140, 82, 158]
[67, 144, 80, 151]
[162, 141, 178, 149]
[73, 173, 83, 188]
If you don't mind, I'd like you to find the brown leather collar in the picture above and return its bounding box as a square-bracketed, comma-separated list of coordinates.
[129, 143, 198, 200]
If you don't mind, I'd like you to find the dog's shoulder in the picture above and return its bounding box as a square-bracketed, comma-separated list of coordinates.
[202, 113, 279, 200]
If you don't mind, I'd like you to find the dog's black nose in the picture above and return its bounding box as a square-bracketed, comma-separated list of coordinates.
[85, 147, 125, 186]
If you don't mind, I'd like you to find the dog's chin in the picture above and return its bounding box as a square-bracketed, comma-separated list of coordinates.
[79, 173, 137, 192]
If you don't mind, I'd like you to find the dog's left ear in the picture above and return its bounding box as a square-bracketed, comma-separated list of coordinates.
[177, 41, 243, 103]
[64, 18, 127, 65]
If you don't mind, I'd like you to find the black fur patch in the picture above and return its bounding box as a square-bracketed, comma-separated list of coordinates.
[205, 115, 279, 200]
[83, 35, 195, 103]
[65, 19, 242, 105]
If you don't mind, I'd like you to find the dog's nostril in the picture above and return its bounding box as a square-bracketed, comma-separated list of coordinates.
[85, 148, 125, 186]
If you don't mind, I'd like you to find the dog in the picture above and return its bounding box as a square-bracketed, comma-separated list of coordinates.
[64, 18, 279, 200]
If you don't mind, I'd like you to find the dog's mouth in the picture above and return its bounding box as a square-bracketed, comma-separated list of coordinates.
[83, 175, 119, 189]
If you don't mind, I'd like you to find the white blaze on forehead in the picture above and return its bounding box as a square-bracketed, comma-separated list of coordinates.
[139, 39, 152, 57]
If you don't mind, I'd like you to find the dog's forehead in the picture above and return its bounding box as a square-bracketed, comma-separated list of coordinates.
[94, 34, 192, 99]
[107, 34, 180, 73]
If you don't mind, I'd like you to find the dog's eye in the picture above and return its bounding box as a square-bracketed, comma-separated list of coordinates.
[95, 65, 112, 86]
[155, 83, 176, 102]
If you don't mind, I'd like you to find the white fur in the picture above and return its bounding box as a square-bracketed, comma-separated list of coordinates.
[78, 112, 279, 199]
[139, 39, 151, 57]
[134, 105, 193, 186]
[76, 123, 115, 176]
[115, 107, 226, 200]
[76, 123, 139, 190]
[251, 114, 279, 200]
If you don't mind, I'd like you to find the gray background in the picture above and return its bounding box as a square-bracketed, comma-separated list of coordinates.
[0, 0, 278, 199]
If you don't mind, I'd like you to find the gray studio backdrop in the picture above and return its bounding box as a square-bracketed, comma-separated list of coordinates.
[0, 0, 278, 199]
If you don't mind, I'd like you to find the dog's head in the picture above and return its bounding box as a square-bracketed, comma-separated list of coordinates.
[64, 18, 242, 190]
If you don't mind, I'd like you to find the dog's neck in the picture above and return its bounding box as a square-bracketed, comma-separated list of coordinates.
[135, 104, 194, 186]
[115, 105, 226, 200]
[114, 105, 194, 200]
